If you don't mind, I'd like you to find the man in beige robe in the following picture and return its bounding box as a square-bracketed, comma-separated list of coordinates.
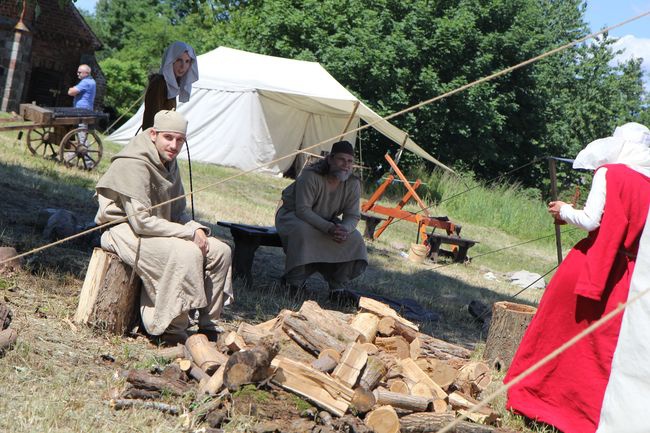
[95, 110, 233, 344]
[275, 141, 368, 295]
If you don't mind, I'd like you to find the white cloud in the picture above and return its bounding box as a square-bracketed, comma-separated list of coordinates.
[610, 34, 650, 71]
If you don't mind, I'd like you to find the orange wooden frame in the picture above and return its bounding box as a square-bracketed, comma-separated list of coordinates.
[361, 154, 456, 241]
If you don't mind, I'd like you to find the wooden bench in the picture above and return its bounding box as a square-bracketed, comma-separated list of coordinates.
[217, 222, 283, 287]
[426, 232, 478, 263]
[218, 216, 384, 286]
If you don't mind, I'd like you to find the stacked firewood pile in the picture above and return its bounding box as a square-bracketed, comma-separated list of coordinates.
[111, 297, 503, 433]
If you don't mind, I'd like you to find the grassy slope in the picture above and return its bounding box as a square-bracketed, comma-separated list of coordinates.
[0, 121, 569, 432]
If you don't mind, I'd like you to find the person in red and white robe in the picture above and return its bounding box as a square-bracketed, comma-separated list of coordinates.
[505, 122, 650, 433]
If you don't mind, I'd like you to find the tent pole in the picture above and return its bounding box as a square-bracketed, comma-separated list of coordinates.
[337, 101, 360, 142]
[394, 134, 409, 166]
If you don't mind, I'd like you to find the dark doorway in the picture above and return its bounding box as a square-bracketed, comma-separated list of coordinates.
[27, 68, 64, 107]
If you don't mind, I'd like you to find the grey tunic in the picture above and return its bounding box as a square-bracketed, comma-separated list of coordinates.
[275, 168, 367, 283]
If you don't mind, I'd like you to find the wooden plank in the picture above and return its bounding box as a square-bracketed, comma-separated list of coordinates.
[271, 356, 353, 416]
[331, 342, 368, 387]
[358, 297, 419, 331]
[399, 358, 447, 400]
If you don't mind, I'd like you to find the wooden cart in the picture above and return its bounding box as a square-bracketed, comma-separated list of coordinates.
[0, 103, 106, 170]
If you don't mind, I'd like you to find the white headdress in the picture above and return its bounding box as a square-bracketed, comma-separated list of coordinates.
[160, 41, 199, 103]
[573, 122, 650, 170]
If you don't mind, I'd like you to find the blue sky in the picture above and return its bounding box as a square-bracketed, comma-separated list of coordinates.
[76, 0, 650, 71]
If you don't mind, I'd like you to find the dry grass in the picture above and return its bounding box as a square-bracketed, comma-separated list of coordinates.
[0, 123, 565, 432]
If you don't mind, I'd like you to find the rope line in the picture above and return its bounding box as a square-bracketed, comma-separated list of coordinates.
[1, 12, 648, 267]
[436, 284, 650, 433]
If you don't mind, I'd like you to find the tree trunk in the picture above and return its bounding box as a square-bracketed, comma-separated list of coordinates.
[74, 248, 141, 335]
[483, 301, 537, 371]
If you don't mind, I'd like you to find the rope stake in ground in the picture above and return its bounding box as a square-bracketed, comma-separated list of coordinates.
[435, 284, 650, 433]
[1, 11, 649, 267]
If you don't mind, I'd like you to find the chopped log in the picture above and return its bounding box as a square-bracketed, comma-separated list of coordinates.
[458, 409, 499, 426]
[237, 322, 268, 346]
[446, 391, 500, 425]
[223, 337, 279, 391]
[399, 358, 447, 399]
[432, 398, 448, 414]
[418, 334, 472, 361]
[456, 361, 491, 396]
[373, 388, 431, 412]
[349, 312, 379, 343]
[320, 348, 342, 362]
[410, 337, 421, 360]
[389, 380, 410, 394]
[311, 354, 338, 373]
[224, 331, 247, 352]
[410, 382, 434, 399]
[483, 301, 537, 371]
[365, 405, 400, 433]
[199, 364, 226, 395]
[358, 297, 419, 331]
[360, 342, 379, 355]
[176, 358, 192, 372]
[185, 333, 229, 375]
[109, 398, 181, 416]
[377, 316, 419, 342]
[359, 356, 387, 390]
[122, 369, 191, 396]
[332, 343, 368, 387]
[271, 356, 354, 417]
[120, 385, 161, 400]
[415, 358, 459, 390]
[399, 412, 498, 433]
[282, 301, 359, 355]
[351, 387, 376, 413]
[74, 248, 141, 335]
[156, 344, 185, 360]
[333, 414, 373, 433]
[187, 361, 209, 382]
[375, 336, 410, 359]
[0, 328, 17, 354]
[161, 362, 186, 382]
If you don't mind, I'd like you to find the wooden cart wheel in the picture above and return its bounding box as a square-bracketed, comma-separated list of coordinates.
[26, 127, 59, 159]
[59, 127, 103, 170]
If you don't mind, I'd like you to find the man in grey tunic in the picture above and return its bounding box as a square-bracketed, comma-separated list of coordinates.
[95, 110, 233, 344]
[275, 140, 368, 294]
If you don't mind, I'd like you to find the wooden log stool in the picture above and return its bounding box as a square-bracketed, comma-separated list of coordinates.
[217, 221, 283, 287]
[483, 301, 537, 371]
[425, 232, 478, 263]
[74, 248, 142, 335]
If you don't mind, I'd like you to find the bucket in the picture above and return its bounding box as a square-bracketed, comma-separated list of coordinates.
[408, 243, 428, 264]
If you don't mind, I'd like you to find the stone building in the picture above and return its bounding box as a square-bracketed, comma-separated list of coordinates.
[0, 0, 105, 113]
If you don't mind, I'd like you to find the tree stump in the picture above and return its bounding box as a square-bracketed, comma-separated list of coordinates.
[74, 248, 142, 335]
[483, 301, 537, 371]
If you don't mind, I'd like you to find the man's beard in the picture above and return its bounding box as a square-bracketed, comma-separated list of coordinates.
[330, 169, 351, 182]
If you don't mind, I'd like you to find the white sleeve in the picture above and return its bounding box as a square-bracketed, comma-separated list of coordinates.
[559, 168, 607, 232]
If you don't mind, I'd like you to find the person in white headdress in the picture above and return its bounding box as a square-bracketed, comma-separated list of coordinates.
[505, 122, 650, 433]
[141, 41, 199, 131]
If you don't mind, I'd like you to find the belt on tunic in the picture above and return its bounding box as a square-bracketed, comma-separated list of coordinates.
[619, 249, 637, 259]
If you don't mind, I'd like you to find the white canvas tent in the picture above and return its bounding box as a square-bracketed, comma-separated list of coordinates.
[108, 46, 450, 174]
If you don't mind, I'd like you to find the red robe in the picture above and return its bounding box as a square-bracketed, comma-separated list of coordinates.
[505, 164, 650, 433]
